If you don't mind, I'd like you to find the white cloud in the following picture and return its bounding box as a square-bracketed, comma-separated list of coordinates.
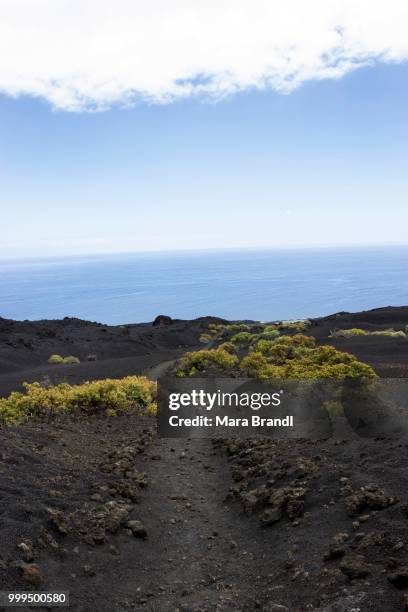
[0, 0, 407, 111]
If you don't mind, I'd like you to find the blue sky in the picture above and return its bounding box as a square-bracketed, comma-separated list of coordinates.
[1, 60, 408, 259]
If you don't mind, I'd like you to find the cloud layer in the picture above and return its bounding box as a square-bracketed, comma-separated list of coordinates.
[0, 0, 407, 111]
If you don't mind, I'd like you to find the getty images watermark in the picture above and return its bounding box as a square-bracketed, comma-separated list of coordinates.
[157, 377, 408, 439]
[167, 387, 291, 429]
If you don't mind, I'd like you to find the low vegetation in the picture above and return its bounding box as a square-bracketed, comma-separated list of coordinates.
[330, 328, 406, 339]
[241, 335, 376, 380]
[176, 348, 238, 376]
[176, 330, 377, 380]
[0, 376, 156, 425]
[199, 332, 213, 344]
[48, 354, 81, 364]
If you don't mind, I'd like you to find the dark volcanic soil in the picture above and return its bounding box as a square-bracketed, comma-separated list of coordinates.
[0, 315, 224, 397]
[1, 307, 408, 612]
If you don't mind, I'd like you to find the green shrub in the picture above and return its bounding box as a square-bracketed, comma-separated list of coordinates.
[240, 342, 377, 381]
[277, 320, 311, 332]
[48, 354, 64, 364]
[240, 353, 278, 379]
[176, 348, 238, 376]
[330, 328, 368, 338]
[255, 335, 315, 363]
[208, 323, 227, 333]
[230, 331, 254, 345]
[331, 327, 406, 339]
[220, 323, 251, 338]
[260, 329, 280, 341]
[218, 341, 237, 354]
[199, 333, 213, 344]
[276, 334, 316, 347]
[370, 329, 406, 338]
[0, 376, 157, 425]
[63, 356, 80, 364]
[281, 345, 377, 379]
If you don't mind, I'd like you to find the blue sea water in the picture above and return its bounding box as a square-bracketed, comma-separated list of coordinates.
[0, 247, 407, 325]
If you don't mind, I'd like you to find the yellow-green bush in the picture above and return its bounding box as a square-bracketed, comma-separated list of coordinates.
[277, 334, 316, 347]
[277, 320, 311, 332]
[255, 334, 316, 363]
[240, 343, 376, 380]
[0, 376, 156, 425]
[48, 354, 64, 364]
[260, 329, 280, 341]
[48, 354, 81, 364]
[63, 356, 80, 364]
[240, 353, 278, 379]
[331, 327, 406, 339]
[230, 331, 254, 345]
[176, 348, 238, 376]
[330, 328, 368, 338]
[218, 341, 237, 354]
[370, 329, 406, 338]
[199, 332, 213, 344]
[208, 323, 227, 333]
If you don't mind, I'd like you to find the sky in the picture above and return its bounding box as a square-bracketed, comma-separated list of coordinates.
[1, 1, 408, 259]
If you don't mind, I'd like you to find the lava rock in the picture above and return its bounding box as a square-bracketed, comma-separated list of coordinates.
[387, 567, 408, 589]
[127, 519, 147, 539]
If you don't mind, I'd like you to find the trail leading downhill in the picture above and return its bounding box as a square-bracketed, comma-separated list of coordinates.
[114, 437, 284, 612]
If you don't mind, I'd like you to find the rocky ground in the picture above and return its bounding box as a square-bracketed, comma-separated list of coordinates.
[1, 307, 408, 611]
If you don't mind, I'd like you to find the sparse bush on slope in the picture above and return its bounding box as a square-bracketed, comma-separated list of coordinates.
[370, 329, 406, 338]
[48, 354, 81, 364]
[176, 348, 238, 376]
[330, 328, 406, 339]
[0, 376, 156, 425]
[176, 331, 376, 381]
[241, 342, 376, 380]
[48, 354, 64, 364]
[63, 356, 81, 364]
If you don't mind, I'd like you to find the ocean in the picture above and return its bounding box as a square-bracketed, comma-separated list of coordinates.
[0, 246, 407, 325]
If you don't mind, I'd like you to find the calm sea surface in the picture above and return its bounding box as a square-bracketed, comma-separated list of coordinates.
[0, 247, 407, 324]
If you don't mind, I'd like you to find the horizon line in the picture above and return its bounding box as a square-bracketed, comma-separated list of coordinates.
[0, 242, 408, 264]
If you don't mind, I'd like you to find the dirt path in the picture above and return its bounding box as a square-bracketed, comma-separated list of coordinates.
[112, 438, 283, 612]
[146, 359, 177, 381]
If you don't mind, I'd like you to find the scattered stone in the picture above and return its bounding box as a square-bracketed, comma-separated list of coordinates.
[342, 482, 398, 516]
[127, 519, 147, 539]
[20, 563, 42, 586]
[340, 555, 370, 579]
[91, 493, 103, 502]
[260, 507, 282, 526]
[18, 542, 33, 562]
[333, 533, 349, 543]
[356, 531, 385, 551]
[324, 545, 346, 561]
[387, 567, 408, 589]
[47, 507, 69, 534]
[103, 501, 130, 534]
[262, 603, 289, 612]
[319, 592, 367, 611]
[38, 530, 59, 550]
